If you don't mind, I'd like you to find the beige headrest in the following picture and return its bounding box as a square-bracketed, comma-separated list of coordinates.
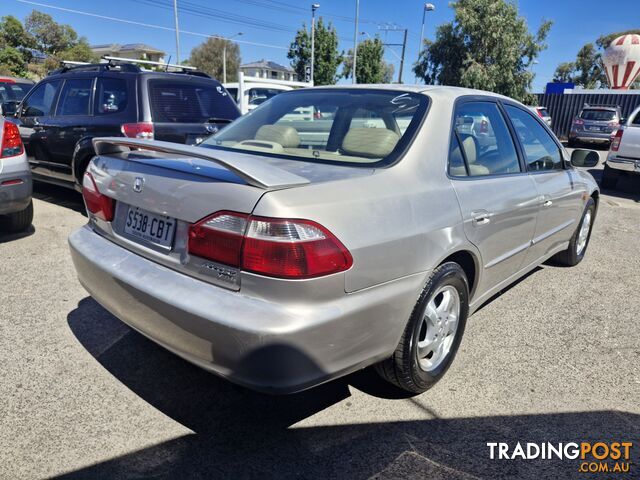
[461, 136, 477, 164]
[342, 128, 400, 158]
[255, 125, 300, 148]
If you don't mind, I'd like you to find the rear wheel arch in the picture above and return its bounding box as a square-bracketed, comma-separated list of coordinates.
[72, 138, 97, 184]
[438, 250, 479, 300]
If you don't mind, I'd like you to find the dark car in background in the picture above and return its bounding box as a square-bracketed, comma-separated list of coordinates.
[568, 105, 623, 148]
[0, 76, 34, 117]
[10, 60, 240, 191]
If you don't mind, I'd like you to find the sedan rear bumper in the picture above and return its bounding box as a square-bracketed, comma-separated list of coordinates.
[69, 225, 426, 393]
[0, 170, 32, 215]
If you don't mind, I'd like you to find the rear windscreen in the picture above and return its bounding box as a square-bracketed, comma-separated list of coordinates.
[580, 109, 616, 121]
[148, 80, 239, 123]
[0, 82, 32, 102]
[540, 108, 549, 117]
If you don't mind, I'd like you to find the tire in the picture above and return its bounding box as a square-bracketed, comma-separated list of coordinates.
[375, 262, 469, 394]
[600, 164, 618, 189]
[552, 198, 595, 267]
[1, 200, 33, 233]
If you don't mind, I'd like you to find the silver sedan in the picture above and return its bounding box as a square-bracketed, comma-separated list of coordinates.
[68, 85, 600, 394]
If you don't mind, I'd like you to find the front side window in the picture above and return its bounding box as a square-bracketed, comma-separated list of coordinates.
[449, 101, 521, 177]
[201, 89, 429, 167]
[57, 78, 93, 116]
[96, 78, 128, 115]
[21, 80, 61, 117]
[148, 80, 240, 123]
[505, 105, 562, 172]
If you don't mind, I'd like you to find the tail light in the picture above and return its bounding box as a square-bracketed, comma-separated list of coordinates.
[188, 212, 353, 279]
[1, 121, 24, 158]
[121, 122, 154, 139]
[82, 172, 114, 221]
[535, 109, 544, 118]
[611, 129, 624, 152]
[573, 118, 584, 126]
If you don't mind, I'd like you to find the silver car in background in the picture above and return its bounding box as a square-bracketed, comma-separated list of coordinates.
[528, 106, 552, 128]
[69, 86, 599, 395]
[0, 117, 33, 233]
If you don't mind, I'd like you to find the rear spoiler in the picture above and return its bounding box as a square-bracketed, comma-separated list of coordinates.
[92, 137, 310, 189]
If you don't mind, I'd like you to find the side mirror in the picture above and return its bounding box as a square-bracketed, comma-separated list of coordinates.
[571, 149, 600, 168]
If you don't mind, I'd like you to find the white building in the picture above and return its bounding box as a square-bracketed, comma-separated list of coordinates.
[90, 43, 166, 63]
[240, 60, 297, 81]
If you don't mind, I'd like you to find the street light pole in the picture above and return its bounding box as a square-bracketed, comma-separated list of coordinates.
[417, 3, 435, 82]
[311, 4, 320, 85]
[352, 0, 360, 84]
[223, 32, 243, 84]
[173, 0, 181, 64]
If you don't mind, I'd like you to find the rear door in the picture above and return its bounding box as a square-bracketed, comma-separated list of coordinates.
[144, 77, 240, 145]
[47, 77, 95, 181]
[449, 99, 539, 294]
[504, 104, 585, 263]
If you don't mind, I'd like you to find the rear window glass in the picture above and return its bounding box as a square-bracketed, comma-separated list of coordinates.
[201, 89, 429, 167]
[0, 82, 32, 102]
[580, 109, 616, 121]
[96, 78, 128, 114]
[539, 108, 549, 117]
[148, 80, 239, 123]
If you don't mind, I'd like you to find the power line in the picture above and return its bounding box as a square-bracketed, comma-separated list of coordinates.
[15, 0, 289, 50]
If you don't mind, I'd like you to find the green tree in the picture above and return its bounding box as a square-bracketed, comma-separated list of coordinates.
[342, 37, 386, 83]
[553, 62, 575, 83]
[413, 0, 552, 103]
[0, 15, 34, 50]
[24, 10, 78, 55]
[188, 37, 240, 81]
[59, 38, 98, 63]
[0, 46, 27, 76]
[287, 18, 342, 85]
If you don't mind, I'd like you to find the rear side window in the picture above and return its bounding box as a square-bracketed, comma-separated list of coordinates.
[96, 78, 128, 115]
[57, 78, 93, 116]
[580, 109, 616, 121]
[505, 105, 562, 172]
[148, 80, 239, 123]
[0, 82, 32, 102]
[450, 102, 521, 177]
[539, 108, 549, 117]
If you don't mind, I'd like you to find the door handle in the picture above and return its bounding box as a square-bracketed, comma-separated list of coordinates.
[472, 211, 491, 225]
[543, 199, 553, 207]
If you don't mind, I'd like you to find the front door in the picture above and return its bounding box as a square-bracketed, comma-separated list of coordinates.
[449, 100, 539, 295]
[503, 105, 584, 263]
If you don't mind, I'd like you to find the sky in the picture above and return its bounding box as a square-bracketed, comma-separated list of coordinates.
[1, 0, 639, 91]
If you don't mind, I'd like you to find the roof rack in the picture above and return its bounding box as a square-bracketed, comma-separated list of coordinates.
[583, 103, 621, 109]
[49, 61, 141, 76]
[102, 56, 210, 77]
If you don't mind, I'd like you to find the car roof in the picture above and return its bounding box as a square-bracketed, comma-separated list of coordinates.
[582, 106, 618, 111]
[302, 84, 515, 100]
[0, 76, 34, 84]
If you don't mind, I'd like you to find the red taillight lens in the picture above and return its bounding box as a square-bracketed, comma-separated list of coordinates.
[82, 172, 114, 221]
[1, 121, 24, 158]
[188, 212, 248, 267]
[574, 118, 584, 126]
[121, 122, 154, 139]
[188, 212, 353, 279]
[536, 109, 543, 118]
[611, 129, 624, 152]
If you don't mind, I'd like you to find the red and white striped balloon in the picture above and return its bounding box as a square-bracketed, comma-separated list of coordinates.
[603, 34, 640, 89]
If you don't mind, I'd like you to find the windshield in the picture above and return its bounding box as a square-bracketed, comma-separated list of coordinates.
[201, 89, 429, 166]
[148, 80, 239, 123]
[580, 109, 616, 121]
[0, 82, 32, 103]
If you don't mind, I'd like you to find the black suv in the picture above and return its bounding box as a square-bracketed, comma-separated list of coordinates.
[11, 61, 240, 190]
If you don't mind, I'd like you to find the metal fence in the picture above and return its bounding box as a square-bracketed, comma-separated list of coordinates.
[536, 92, 640, 140]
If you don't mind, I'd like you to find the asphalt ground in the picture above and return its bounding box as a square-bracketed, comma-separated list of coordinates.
[1, 149, 639, 479]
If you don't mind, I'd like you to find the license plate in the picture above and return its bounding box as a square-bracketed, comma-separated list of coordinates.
[123, 205, 175, 248]
[588, 126, 601, 131]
